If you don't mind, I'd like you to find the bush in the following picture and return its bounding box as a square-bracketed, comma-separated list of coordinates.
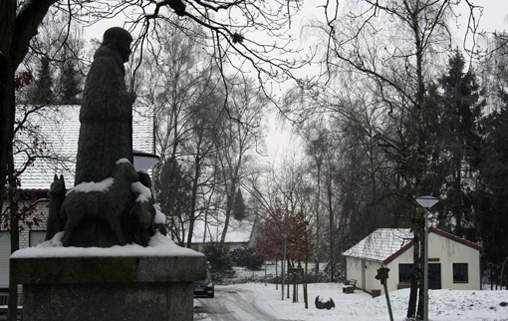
[203, 244, 232, 273]
[227, 247, 264, 270]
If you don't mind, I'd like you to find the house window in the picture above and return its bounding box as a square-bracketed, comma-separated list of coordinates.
[29, 231, 46, 247]
[453, 263, 468, 283]
[399, 263, 413, 283]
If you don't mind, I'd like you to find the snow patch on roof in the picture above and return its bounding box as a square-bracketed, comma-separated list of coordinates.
[342, 228, 413, 262]
[15, 105, 154, 190]
[192, 215, 256, 244]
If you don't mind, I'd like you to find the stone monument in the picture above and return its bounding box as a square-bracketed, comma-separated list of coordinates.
[12, 27, 206, 321]
[47, 27, 152, 248]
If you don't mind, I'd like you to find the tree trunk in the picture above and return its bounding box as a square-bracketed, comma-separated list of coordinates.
[186, 141, 202, 248]
[314, 159, 321, 272]
[327, 171, 334, 282]
[407, 224, 420, 319]
[7, 215, 20, 321]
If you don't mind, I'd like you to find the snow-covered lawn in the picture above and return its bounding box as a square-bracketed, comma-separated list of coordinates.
[197, 282, 508, 320]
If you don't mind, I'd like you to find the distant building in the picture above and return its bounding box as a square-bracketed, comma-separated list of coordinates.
[191, 214, 260, 253]
[342, 228, 483, 296]
[0, 105, 155, 291]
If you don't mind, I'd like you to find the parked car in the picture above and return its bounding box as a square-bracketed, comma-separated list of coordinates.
[193, 271, 214, 298]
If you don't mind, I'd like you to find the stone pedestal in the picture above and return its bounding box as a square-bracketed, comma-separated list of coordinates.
[11, 253, 206, 321]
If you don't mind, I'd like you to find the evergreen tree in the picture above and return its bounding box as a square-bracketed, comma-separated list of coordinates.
[154, 157, 191, 244]
[31, 56, 54, 104]
[427, 49, 484, 239]
[476, 82, 508, 276]
[59, 58, 82, 105]
[233, 188, 246, 220]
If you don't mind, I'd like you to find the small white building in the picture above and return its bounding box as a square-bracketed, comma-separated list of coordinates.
[342, 228, 483, 295]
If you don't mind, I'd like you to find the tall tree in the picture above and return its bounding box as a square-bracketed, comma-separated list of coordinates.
[215, 81, 265, 249]
[428, 50, 484, 239]
[307, 0, 463, 318]
[475, 32, 508, 282]
[477, 103, 508, 283]
[58, 58, 82, 105]
[153, 156, 191, 244]
[30, 56, 53, 104]
[233, 189, 246, 220]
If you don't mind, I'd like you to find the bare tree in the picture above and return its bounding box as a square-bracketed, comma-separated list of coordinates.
[301, 0, 470, 319]
[214, 80, 265, 249]
[1, 0, 308, 243]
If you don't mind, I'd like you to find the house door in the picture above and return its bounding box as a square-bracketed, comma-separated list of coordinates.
[428, 263, 441, 289]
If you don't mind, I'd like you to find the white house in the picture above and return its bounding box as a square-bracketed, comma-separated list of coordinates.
[342, 228, 483, 296]
[190, 214, 260, 253]
[0, 105, 156, 291]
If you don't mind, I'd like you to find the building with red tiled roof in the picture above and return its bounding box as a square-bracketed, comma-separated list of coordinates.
[342, 228, 483, 296]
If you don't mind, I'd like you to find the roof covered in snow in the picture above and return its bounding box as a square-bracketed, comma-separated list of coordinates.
[342, 228, 413, 263]
[342, 227, 483, 264]
[15, 105, 155, 191]
[191, 215, 257, 244]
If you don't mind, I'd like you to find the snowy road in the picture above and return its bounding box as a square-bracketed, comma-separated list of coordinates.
[194, 286, 293, 321]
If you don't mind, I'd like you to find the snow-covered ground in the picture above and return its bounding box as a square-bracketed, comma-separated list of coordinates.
[196, 282, 508, 321]
[195, 266, 508, 321]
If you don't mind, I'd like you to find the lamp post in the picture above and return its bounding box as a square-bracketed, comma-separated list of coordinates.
[281, 232, 287, 300]
[416, 196, 439, 321]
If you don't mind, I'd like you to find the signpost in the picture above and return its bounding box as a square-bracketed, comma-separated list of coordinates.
[375, 267, 394, 321]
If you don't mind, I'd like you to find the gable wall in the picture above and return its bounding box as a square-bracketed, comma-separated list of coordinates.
[428, 231, 481, 290]
[386, 231, 481, 292]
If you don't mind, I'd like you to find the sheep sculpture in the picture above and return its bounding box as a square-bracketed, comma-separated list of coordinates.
[45, 175, 66, 241]
[60, 159, 139, 247]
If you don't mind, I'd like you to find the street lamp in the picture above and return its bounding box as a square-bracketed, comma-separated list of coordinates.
[281, 232, 287, 300]
[416, 195, 439, 321]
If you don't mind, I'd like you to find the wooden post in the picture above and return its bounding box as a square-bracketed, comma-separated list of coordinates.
[382, 279, 394, 321]
[375, 267, 394, 321]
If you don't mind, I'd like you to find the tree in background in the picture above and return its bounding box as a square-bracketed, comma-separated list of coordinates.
[256, 198, 315, 306]
[30, 57, 54, 105]
[4, 74, 52, 319]
[426, 49, 484, 240]
[58, 58, 82, 105]
[477, 103, 508, 284]
[256, 199, 315, 270]
[475, 32, 508, 283]
[233, 189, 246, 220]
[153, 157, 191, 245]
[294, 0, 461, 318]
[1, 0, 308, 252]
[204, 244, 232, 274]
[227, 247, 264, 270]
[215, 81, 265, 249]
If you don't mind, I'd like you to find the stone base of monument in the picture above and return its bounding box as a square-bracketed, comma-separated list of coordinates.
[10, 234, 206, 321]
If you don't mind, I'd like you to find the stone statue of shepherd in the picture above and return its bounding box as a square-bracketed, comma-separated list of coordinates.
[75, 27, 137, 185]
[45, 28, 161, 247]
